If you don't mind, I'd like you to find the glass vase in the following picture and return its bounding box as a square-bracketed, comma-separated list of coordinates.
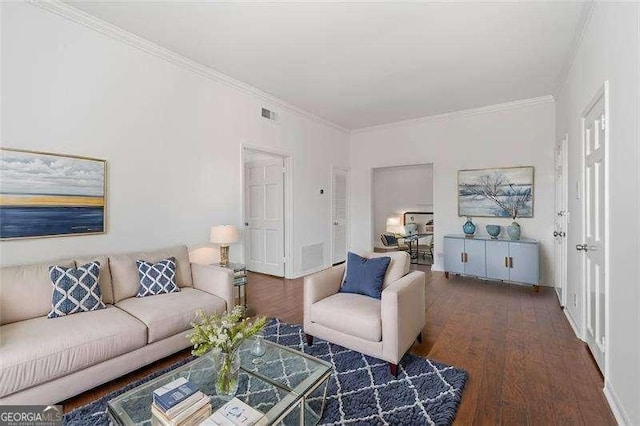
[251, 335, 266, 357]
[508, 221, 521, 240]
[214, 349, 241, 398]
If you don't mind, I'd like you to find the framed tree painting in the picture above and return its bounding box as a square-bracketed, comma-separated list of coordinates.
[0, 148, 107, 239]
[458, 166, 534, 218]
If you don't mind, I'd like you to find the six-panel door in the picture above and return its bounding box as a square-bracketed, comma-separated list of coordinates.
[444, 237, 465, 274]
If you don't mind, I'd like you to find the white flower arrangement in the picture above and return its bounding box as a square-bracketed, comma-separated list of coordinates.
[188, 305, 266, 357]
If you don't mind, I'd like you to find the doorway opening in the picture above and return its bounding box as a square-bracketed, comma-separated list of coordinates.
[242, 147, 292, 278]
[372, 164, 434, 266]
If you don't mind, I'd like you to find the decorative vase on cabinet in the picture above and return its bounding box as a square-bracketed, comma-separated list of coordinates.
[507, 221, 521, 240]
[486, 225, 501, 239]
[463, 217, 476, 237]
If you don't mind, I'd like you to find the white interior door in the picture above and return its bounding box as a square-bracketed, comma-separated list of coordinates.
[331, 168, 349, 264]
[554, 135, 569, 306]
[580, 92, 607, 373]
[244, 158, 284, 276]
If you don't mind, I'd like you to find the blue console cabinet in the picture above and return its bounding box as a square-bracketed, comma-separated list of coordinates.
[444, 234, 540, 288]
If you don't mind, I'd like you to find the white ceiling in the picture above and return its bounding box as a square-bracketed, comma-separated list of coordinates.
[66, 1, 591, 130]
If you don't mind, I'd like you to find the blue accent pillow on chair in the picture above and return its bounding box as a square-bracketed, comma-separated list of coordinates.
[340, 252, 391, 299]
[136, 257, 180, 297]
[48, 261, 106, 318]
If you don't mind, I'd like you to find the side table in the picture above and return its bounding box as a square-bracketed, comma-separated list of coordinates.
[218, 262, 248, 307]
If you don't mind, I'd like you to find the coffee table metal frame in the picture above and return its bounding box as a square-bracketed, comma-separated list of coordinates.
[107, 337, 331, 425]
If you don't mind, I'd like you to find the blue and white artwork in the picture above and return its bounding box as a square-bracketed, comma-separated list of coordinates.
[0, 149, 106, 239]
[458, 166, 534, 218]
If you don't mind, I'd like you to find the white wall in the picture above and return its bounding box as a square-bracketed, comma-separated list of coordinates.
[373, 164, 433, 246]
[555, 3, 640, 424]
[0, 2, 350, 278]
[350, 99, 556, 285]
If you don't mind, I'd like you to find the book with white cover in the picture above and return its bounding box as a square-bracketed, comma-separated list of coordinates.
[200, 398, 267, 426]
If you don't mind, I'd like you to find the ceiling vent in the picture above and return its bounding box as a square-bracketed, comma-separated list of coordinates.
[260, 107, 278, 122]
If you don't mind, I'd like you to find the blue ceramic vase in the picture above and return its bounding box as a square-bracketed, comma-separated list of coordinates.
[463, 217, 476, 237]
[486, 225, 501, 239]
[507, 221, 521, 240]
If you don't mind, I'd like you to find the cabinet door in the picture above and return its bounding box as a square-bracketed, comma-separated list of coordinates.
[444, 237, 465, 274]
[509, 242, 539, 285]
[464, 239, 486, 277]
[485, 240, 510, 280]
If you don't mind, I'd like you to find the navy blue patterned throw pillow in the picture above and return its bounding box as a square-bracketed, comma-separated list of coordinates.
[340, 252, 391, 299]
[48, 261, 105, 318]
[136, 257, 180, 297]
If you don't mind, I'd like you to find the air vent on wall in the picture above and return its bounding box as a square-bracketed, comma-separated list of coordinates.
[302, 243, 324, 272]
[260, 107, 278, 122]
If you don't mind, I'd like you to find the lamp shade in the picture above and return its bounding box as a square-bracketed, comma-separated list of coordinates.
[386, 217, 404, 234]
[210, 225, 239, 245]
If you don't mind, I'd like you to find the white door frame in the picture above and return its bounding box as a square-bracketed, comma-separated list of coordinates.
[370, 162, 435, 250]
[579, 81, 610, 378]
[329, 165, 350, 265]
[241, 144, 294, 279]
[554, 133, 569, 307]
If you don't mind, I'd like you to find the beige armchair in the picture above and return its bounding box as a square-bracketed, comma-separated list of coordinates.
[303, 251, 426, 376]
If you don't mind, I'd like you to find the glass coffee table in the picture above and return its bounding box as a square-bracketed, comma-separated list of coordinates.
[108, 337, 332, 425]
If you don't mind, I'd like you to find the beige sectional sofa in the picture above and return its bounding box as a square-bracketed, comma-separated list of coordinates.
[0, 245, 234, 405]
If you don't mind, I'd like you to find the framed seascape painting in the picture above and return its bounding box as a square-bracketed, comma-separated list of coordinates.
[0, 148, 106, 240]
[458, 166, 534, 218]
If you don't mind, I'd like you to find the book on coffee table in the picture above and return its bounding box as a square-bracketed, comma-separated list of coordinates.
[151, 394, 211, 426]
[201, 398, 267, 426]
[153, 377, 199, 411]
[158, 391, 206, 418]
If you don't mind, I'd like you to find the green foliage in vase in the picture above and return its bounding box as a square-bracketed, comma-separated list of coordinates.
[188, 305, 266, 357]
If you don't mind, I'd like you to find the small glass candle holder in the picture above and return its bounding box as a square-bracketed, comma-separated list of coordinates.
[251, 334, 266, 357]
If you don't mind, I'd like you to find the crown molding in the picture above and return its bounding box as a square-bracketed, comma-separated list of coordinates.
[28, 0, 349, 134]
[554, 1, 595, 96]
[351, 95, 555, 135]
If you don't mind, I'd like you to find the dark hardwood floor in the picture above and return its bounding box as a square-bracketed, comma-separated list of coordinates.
[63, 265, 616, 425]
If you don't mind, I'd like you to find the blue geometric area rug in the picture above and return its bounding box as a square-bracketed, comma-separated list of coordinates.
[64, 319, 467, 426]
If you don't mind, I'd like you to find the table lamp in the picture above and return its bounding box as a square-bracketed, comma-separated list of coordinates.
[386, 217, 404, 235]
[210, 225, 239, 266]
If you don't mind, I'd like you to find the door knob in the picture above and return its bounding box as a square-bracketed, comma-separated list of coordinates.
[576, 244, 587, 251]
[553, 231, 559, 237]
[244, 222, 249, 226]
[559, 231, 566, 237]
[333, 221, 339, 225]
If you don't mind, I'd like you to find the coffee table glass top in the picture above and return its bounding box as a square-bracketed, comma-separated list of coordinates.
[108, 337, 332, 425]
[238, 337, 331, 393]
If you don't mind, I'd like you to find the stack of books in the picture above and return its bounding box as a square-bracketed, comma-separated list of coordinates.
[151, 377, 211, 426]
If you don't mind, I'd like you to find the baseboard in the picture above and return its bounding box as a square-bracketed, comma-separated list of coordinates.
[604, 381, 632, 425]
[563, 307, 583, 341]
[288, 264, 331, 279]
